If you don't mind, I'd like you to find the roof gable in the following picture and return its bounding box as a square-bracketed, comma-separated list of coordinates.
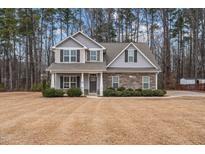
[53, 36, 86, 49]
[101, 42, 160, 70]
[109, 44, 154, 68]
[72, 31, 105, 49]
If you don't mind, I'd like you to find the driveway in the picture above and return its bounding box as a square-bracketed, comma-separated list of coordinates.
[167, 90, 205, 97]
[0, 92, 205, 144]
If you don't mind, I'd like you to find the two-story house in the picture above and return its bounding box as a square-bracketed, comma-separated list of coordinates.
[46, 31, 161, 96]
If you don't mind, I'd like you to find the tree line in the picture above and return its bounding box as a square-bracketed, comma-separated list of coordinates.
[0, 8, 205, 90]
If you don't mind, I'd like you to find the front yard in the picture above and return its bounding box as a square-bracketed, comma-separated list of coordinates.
[0, 92, 205, 144]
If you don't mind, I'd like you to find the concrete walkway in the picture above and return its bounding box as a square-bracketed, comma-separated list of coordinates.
[167, 90, 205, 97]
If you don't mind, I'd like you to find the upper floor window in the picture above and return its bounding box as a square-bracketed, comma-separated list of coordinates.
[128, 50, 134, 62]
[125, 49, 137, 63]
[64, 50, 70, 62]
[142, 76, 150, 89]
[63, 50, 77, 62]
[71, 50, 77, 62]
[90, 50, 97, 61]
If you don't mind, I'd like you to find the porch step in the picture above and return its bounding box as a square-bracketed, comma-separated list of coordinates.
[87, 96, 99, 99]
[88, 93, 97, 96]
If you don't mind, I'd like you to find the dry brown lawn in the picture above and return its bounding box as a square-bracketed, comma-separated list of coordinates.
[0, 92, 205, 145]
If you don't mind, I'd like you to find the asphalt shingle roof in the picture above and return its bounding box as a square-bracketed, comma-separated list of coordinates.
[47, 42, 161, 72]
[47, 62, 107, 72]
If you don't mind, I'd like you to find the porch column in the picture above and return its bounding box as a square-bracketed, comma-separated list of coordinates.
[100, 72, 103, 96]
[51, 73, 55, 88]
[155, 72, 158, 90]
[81, 73, 85, 96]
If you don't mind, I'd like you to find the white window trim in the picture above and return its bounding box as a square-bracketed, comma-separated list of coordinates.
[112, 76, 119, 88]
[128, 49, 135, 63]
[142, 76, 150, 89]
[63, 75, 78, 89]
[63, 50, 78, 63]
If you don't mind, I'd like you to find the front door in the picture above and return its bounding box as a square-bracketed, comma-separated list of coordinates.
[89, 74, 97, 93]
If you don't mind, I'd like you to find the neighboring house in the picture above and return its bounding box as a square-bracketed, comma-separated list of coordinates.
[46, 31, 161, 96]
[180, 78, 205, 85]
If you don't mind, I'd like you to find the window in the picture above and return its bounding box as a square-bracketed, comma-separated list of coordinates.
[142, 76, 150, 89]
[63, 50, 70, 62]
[128, 50, 134, 62]
[112, 76, 119, 88]
[90, 50, 97, 61]
[63, 76, 70, 88]
[63, 76, 77, 89]
[63, 50, 77, 62]
[70, 76, 77, 87]
[71, 50, 77, 62]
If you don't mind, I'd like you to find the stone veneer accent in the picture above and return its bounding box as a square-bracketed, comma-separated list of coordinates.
[103, 73, 156, 90]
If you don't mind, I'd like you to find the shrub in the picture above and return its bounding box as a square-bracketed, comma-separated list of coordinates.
[55, 89, 65, 96]
[67, 87, 82, 97]
[107, 87, 115, 90]
[152, 89, 165, 96]
[103, 88, 116, 97]
[42, 80, 49, 91]
[141, 89, 153, 97]
[121, 89, 134, 97]
[127, 88, 134, 91]
[103, 88, 166, 97]
[162, 89, 167, 94]
[135, 88, 142, 92]
[0, 83, 5, 92]
[134, 90, 142, 96]
[116, 90, 123, 97]
[117, 87, 126, 91]
[42, 88, 64, 97]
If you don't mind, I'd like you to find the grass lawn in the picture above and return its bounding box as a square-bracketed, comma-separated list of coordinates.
[0, 92, 205, 144]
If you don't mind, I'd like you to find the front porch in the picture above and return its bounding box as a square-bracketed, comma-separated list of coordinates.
[50, 72, 103, 96]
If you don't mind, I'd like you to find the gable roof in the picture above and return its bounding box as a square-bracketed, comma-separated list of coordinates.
[100, 42, 161, 70]
[52, 36, 87, 49]
[72, 31, 106, 49]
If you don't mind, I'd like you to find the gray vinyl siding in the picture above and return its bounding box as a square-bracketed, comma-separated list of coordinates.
[56, 37, 83, 48]
[73, 33, 102, 48]
[54, 49, 60, 63]
[109, 45, 153, 68]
